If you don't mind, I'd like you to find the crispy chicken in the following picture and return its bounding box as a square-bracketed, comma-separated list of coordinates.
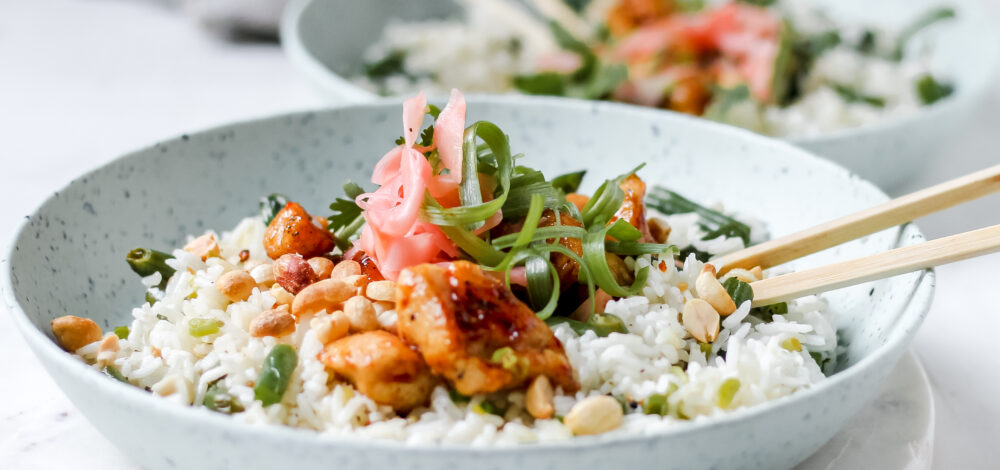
[264, 202, 335, 260]
[319, 330, 437, 412]
[396, 261, 578, 396]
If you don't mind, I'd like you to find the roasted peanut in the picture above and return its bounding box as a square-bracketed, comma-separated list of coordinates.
[696, 267, 736, 315]
[184, 233, 220, 261]
[249, 306, 296, 338]
[96, 333, 120, 367]
[526, 375, 555, 419]
[364, 280, 397, 302]
[648, 217, 671, 244]
[563, 396, 623, 435]
[372, 300, 395, 315]
[344, 296, 378, 332]
[51, 315, 102, 352]
[342, 274, 369, 292]
[268, 285, 294, 307]
[215, 270, 256, 302]
[682, 298, 720, 343]
[307, 257, 335, 280]
[330, 260, 362, 280]
[151, 373, 192, 402]
[273, 253, 318, 294]
[311, 311, 350, 345]
[291, 279, 356, 318]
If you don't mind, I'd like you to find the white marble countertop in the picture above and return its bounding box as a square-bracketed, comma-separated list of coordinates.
[2, 0, 999, 468]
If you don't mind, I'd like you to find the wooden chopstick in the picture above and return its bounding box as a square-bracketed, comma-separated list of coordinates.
[749, 224, 1000, 306]
[713, 164, 1000, 274]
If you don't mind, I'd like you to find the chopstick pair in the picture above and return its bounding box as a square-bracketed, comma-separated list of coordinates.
[708, 165, 1000, 306]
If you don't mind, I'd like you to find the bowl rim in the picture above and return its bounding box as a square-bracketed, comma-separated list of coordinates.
[278, 0, 1000, 145]
[0, 94, 936, 454]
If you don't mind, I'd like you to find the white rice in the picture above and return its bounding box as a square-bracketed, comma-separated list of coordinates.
[75, 208, 837, 445]
[355, 0, 557, 96]
[357, 0, 944, 138]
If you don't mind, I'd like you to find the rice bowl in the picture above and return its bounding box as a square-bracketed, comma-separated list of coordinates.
[281, 0, 1000, 189]
[2, 96, 933, 470]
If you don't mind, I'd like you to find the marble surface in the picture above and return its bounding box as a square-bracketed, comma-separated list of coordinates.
[0, 0, 998, 468]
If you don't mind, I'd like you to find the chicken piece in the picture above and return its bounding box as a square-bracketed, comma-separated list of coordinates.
[319, 330, 436, 412]
[607, 0, 674, 36]
[396, 261, 578, 396]
[494, 210, 584, 287]
[264, 202, 335, 260]
[610, 174, 654, 242]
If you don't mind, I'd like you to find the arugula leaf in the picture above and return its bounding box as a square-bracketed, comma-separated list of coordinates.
[364, 49, 407, 80]
[563, 0, 590, 12]
[915, 74, 954, 105]
[736, 0, 776, 6]
[722, 278, 754, 306]
[647, 187, 751, 245]
[550, 170, 586, 194]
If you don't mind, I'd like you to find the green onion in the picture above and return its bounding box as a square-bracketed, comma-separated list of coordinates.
[493, 194, 545, 271]
[605, 241, 676, 256]
[422, 121, 514, 227]
[491, 225, 588, 249]
[490, 347, 519, 370]
[546, 313, 628, 337]
[254, 344, 298, 407]
[113, 326, 130, 340]
[832, 84, 885, 108]
[644, 383, 679, 416]
[204, 378, 244, 414]
[716, 378, 741, 408]
[524, 255, 561, 319]
[126, 248, 176, 290]
[582, 225, 649, 298]
[105, 365, 128, 383]
[473, 400, 504, 416]
[915, 74, 954, 105]
[188, 318, 222, 337]
[893, 7, 956, 60]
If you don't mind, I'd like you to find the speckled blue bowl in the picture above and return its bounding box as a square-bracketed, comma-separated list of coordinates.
[1, 95, 933, 470]
[280, 0, 1000, 191]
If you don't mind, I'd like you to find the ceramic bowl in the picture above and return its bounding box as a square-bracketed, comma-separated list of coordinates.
[1, 95, 933, 470]
[279, 0, 1000, 191]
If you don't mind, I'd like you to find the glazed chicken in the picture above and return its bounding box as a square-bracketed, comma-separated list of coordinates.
[396, 261, 578, 396]
[264, 202, 335, 260]
[493, 210, 585, 288]
[319, 330, 437, 412]
[611, 174, 655, 243]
